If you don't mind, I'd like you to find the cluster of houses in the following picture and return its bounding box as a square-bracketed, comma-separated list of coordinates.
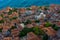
[0, 4, 60, 40]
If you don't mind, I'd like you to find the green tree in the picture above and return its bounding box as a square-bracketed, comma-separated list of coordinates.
[10, 26, 17, 29]
[42, 34, 48, 40]
[8, 8, 17, 15]
[52, 24, 59, 31]
[0, 14, 4, 18]
[9, 16, 17, 21]
[33, 27, 44, 35]
[44, 6, 49, 10]
[13, 8, 17, 12]
[19, 27, 33, 37]
[0, 28, 2, 32]
[35, 20, 40, 23]
[12, 16, 17, 19]
[0, 20, 4, 23]
[44, 22, 52, 27]
[23, 20, 31, 25]
[8, 9, 13, 15]
[57, 10, 60, 13]
[26, 8, 31, 10]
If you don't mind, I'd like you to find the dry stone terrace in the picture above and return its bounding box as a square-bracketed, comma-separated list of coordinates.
[0, 5, 60, 40]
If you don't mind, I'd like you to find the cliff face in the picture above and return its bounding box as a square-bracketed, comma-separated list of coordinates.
[0, 0, 60, 10]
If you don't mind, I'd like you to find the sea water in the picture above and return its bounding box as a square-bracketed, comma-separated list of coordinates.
[0, 0, 60, 10]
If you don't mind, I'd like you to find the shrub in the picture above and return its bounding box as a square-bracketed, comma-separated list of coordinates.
[0, 20, 4, 23]
[19, 27, 33, 37]
[33, 26, 44, 35]
[52, 24, 59, 31]
[44, 22, 52, 27]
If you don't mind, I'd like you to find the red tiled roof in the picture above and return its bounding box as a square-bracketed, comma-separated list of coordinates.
[3, 37, 12, 40]
[11, 29, 19, 37]
[27, 32, 41, 40]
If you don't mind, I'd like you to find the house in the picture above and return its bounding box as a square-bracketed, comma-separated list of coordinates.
[17, 24, 24, 31]
[31, 6, 38, 10]
[30, 6, 38, 14]
[11, 28, 19, 37]
[12, 12, 19, 17]
[19, 8, 26, 14]
[39, 25, 44, 29]
[26, 24, 33, 28]
[27, 32, 41, 40]
[41, 6, 45, 10]
[11, 19, 19, 24]
[4, 7, 12, 13]
[0, 16, 3, 20]
[9, 14, 13, 18]
[3, 25, 10, 31]
[13, 37, 20, 40]
[0, 24, 3, 29]
[42, 27, 56, 36]
[20, 23, 25, 28]
[0, 33, 4, 40]
[56, 21, 60, 27]
[3, 37, 12, 40]
[2, 25, 11, 36]
[50, 4, 56, 8]
[36, 12, 46, 20]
